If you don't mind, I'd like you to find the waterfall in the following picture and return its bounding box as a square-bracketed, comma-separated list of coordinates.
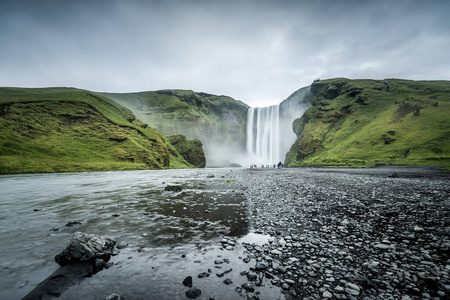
[245, 86, 311, 167]
[246, 105, 281, 165]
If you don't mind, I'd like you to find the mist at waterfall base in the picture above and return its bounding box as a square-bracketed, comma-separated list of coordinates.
[207, 86, 311, 168]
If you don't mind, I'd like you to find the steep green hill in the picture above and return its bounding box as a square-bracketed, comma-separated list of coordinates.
[99, 90, 249, 166]
[0, 87, 203, 174]
[285, 78, 450, 168]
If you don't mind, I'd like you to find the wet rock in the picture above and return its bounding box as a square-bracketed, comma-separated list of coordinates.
[183, 276, 193, 288]
[198, 272, 210, 278]
[55, 232, 116, 266]
[116, 241, 129, 249]
[165, 183, 182, 192]
[255, 261, 267, 270]
[105, 293, 124, 300]
[223, 278, 233, 285]
[186, 286, 202, 299]
[241, 283, 255, 292]
[373, 243, 393, 250]
[247, 272, 258, 281]
[94, 258, 105, 271]
[284, 279, 295, 285]
[65, 221, 82, 227]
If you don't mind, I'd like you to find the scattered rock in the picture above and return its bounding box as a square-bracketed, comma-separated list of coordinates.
[185, 286, 202, 299]
[165, 183, 182, 192]
[65, 221, 82, 227]
[227, 167, 450, 299]
[183, 276, 193, 288]
[116, 241, 129, 249]
[197, 272, 210, 278]
[241, 283, 254, 292]
[105, 293, 124, 300]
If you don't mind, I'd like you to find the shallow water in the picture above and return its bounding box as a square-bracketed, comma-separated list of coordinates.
[0, 168, 280, 300]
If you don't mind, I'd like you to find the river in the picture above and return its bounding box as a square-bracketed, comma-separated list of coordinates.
[0, 168, 283, 300]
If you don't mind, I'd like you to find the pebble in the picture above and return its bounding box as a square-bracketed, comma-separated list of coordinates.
[105, 293, 124, 300]
[225, 167, 450, 299]
[185, 287, 202, 299]
[116, 241, 128, 249]
[241, 283, 255, 292]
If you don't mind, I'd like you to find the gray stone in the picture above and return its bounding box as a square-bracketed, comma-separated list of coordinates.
[105, 293, 124, 300]
[373, 243, 393, 250]
[183, 276, 192, 287]
[116, 241, 128, 249]
[285, 279, 295, 285]
[55, 232, 116, 266]
[165, 183, 182, 192]
[345, 287, 360, 296]
[186, 287, 202, 299]
[255, 261, 267, 270]
[241, 283, 255, 292]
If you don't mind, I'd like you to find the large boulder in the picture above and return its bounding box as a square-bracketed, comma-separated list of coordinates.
[55, 232, 116, 266]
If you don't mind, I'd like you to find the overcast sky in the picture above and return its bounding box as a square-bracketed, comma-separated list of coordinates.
[1, 0, 449, 107]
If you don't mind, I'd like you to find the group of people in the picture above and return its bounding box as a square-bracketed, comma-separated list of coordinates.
[250, 161, 284, 169]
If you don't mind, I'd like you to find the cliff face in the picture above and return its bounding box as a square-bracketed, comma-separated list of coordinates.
[284, 78, 450, 167]
[100, 90, 249, 166]
[0, 88, 204, 174]
[168, 134, 206, 168]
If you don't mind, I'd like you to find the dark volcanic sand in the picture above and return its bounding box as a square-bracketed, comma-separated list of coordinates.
[229, 166, 450, 299]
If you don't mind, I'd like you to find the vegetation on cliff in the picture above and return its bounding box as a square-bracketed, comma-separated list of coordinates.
[285, 78, 450, 168]
[0, 87, 204, 174]
[168, 134, 206, 168]
[99, 90, 249, 166]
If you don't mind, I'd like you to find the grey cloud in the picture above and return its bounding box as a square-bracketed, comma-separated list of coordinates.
[0, 0, 449, 107]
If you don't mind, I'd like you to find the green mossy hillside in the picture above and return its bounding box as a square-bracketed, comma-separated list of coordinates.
[99, 90, 249, 165]
[0, 87, 201, 174]
[285, 78, 450, 168]
[168, 134, 206, 168]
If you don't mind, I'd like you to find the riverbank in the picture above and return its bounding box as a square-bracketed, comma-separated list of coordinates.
[2, 166, 449, 299]
[230, 166, 450, 299]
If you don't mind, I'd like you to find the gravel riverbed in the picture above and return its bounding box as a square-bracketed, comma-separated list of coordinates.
[226, 166, 450, 300]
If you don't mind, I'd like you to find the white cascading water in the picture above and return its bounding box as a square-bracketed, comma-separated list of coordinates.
[246, 105, 281, 165]
[245, 86, 310, 167]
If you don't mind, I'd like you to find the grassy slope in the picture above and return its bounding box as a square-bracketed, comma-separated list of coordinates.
[0, 87, 195, 174]
[99, 90, 249, 164]
[99, 89, 249, 137]
[285, 78, 450, 167]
